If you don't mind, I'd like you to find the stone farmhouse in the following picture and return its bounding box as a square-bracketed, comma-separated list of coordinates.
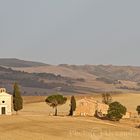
[74, 98, 109, 117]
[0, 88, 12, 115]
[74, 97, 131, 118]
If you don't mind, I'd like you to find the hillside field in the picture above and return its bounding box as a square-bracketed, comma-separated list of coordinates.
[0, 93, 139, 140]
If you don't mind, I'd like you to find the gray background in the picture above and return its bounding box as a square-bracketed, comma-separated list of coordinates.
[0, 0, 140, 65]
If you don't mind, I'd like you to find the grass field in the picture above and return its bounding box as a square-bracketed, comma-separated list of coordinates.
[0, 115, 140, 140]
[0, 93, 140, 140]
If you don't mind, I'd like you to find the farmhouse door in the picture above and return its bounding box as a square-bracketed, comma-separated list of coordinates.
[1, 107, 6, 115]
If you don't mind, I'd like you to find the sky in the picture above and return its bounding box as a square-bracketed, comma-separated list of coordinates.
[0, 0, 140, 65]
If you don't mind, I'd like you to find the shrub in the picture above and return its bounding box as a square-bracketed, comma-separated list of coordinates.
[107, 101, 127, 121]
[136, 105, 140, 115]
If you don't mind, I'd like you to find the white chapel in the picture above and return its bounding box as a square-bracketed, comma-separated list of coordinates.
[0, 88, 12, 115]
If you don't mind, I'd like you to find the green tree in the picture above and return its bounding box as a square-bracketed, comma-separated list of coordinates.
[45, 94, 67, 116]
[136, 105, 140, 115]
[13, 83, 23, 114]
[107, 101, 127, 121]
[102, 93, 112, 105]
[69, 96, 76, 116]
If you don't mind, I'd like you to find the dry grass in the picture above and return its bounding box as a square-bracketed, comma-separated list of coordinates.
[0, 115, 139, 140]
[0, 93, 140, 140]
[23, 93, 140, 114]
[93, 93, 140, 113]
[23, 96, 46, 104]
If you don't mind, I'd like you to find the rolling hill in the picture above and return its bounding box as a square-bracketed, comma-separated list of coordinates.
[1, 58, 140, 95]
[0, 58, 48, 67]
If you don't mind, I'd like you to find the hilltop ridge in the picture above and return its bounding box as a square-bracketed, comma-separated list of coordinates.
[0, 58, 48, 67]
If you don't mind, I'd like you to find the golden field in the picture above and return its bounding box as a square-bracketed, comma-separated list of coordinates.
[0, 93, 140, 140]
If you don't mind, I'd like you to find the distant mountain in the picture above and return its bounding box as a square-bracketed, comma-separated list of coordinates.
[0, 58, 48, 67]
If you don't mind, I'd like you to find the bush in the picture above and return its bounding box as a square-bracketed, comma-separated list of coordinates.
[107, 101, 127, 121]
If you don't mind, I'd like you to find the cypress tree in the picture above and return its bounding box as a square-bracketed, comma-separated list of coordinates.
[13, 83, 23, 114]
[69, 96, 76, 116]
[136, 105, 140, 115]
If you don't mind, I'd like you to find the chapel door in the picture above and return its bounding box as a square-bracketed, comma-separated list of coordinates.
[1, 107, 6, 115]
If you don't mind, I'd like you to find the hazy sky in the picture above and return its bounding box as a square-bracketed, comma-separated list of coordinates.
[0, 0, 140, 65]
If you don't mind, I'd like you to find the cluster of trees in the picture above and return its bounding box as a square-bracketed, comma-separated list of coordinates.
[12, 83, 77, 116]
[102, 93, 127, 121]
[45, 95, 76, 116]
[12, 84, 140, 124]
[12, 82, 77, 116]
[102, 93, 140, 121]
[45, 93, 128, 122]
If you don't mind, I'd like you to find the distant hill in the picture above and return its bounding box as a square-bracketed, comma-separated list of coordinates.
[14, 64, 140, 82]
[0, 58, 48, 67]
[13, 64, 140, 94]
[63, 65, 140, 82]
[0, 66, 96, 96]
[1, 58, 140, 95]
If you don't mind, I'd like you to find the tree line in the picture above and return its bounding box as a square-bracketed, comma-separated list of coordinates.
[12, 84, 140, 123]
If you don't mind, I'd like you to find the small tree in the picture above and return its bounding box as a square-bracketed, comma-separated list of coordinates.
[107, 101, 127, 121]
[102, 93, 112, 105]
[13, 83, 23, 114]
[69, 96, 76, 116]
[45, 94, 67, 116]
[136, 105, 140, 115]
